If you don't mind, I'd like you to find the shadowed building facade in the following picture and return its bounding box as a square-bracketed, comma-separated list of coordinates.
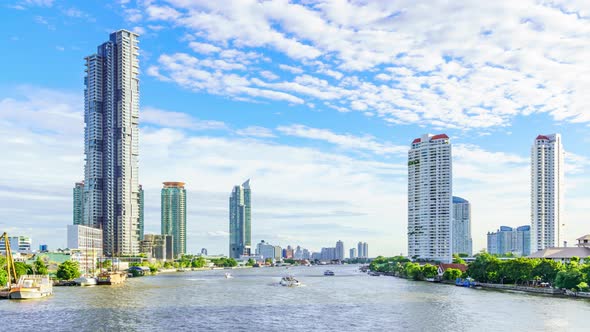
[83, 30, 141, 256]
[229, 179, 251, 259]
[161, 182, 187, 258]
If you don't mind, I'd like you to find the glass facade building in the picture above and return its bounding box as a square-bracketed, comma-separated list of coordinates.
[161, 182, 187, 258]
[452, 196, 473, 256]
[487, 225, 531, 256]
[229, 179, 251, 258]
[73, 181, 84, 225]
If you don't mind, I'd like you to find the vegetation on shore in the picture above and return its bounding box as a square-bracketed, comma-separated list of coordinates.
[370, 253, 590, 292]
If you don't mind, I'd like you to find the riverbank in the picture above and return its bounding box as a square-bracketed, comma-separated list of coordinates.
[366, 270, 590, 299]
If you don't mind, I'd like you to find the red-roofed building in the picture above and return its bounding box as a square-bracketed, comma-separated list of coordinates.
[437, 263, 467, 276]
[536, 135, 550, 140]
[412, 138, 421, 144]
[431, 134, 449, 140]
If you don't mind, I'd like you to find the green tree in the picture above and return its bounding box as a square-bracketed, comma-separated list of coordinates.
[577, 281, 589, 292]
[246, 258, 256, 266]
[56, 261, 81, 280]
[98, 259, 112, 271]
[467, 253, 501, 283]
[503, 258, 536, 285]
[452, 254, 466, 265]
[555, 269, 583, 290]
[532, 259, 563, 284]
[443, 268, 463, 281]
[13, 262, 31, 278]
[33, 257, 48, 275]
[265, 258, 273, 265]
[0, 269, 7, 286]
[192, 257, 207, 268]
[405, 262, 424, 281]
[422, 264, 438, 279]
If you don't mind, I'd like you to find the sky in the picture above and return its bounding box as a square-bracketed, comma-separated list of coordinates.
[0, 0, 589, 257]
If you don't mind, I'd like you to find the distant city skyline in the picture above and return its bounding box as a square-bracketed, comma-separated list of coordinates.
[2, 2, 590, 257]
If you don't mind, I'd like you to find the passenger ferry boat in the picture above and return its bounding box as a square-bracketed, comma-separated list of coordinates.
[324, 270, 335, 276]
[9, 275, 53, 299]
[97, 272, 127, 285]
[74, 276, 98, 286]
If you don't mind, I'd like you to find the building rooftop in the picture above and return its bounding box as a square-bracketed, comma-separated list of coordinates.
[163, 182, 185, 188]
[452, 196, 468, 204]
[528, 247, 590, 259]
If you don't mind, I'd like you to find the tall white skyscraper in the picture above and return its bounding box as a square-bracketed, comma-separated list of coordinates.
[357, 241, 364, 258]
[408, 134, 453, 263]
[531, 134, 564, 252]
[229, 179, 252, 258]
[452, 196, 472, 256]
[83, 30, 141, 256]
[335, 240, 345, 261]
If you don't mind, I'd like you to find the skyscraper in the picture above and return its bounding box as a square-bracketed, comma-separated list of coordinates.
[73, 181, 84, 225]
[335, 240, 345, 261]
[229, 179, 252, 258]
[408, 134, 453, 263]
[139, 185, 144, 241]
[357, 241, 364, 259]
[349, 248, 357, 259]
[363, 242, 369, 258]
[531, 134, 564, 252]
[452, 196, 473, 256]
[161, 182, 187, 258]
[83, 30, 141, 256]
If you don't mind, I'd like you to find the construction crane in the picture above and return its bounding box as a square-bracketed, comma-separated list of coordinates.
[2, 232, 18, 290]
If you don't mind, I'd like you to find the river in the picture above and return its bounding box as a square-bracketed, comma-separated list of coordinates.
[1, 265, 589, 331]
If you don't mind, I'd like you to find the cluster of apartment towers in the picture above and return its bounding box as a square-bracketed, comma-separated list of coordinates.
[409, 133, 563, 263]
[69, 30, 563, 263]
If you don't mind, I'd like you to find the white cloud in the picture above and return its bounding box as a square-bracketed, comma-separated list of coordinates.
[188, 41, 221, 54]
[277, 124, 407, 156]
[142, 107, 226, 130]
[132, 0, 590, 129]
[235, 126, 276, 138]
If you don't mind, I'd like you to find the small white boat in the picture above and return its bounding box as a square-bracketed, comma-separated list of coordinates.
[9, 275, 53, 299]
[74, 276, 97, 286]
[280, 276, 301, 287]
[324, 270, 335, 276]
[225, 273, 233, 279]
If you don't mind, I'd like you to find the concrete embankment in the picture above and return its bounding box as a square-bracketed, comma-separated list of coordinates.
[476, 283, 564, 295]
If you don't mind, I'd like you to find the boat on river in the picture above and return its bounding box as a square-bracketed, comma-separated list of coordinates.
[225, 273, 234, 279]
[97, 272, 127, 285]
[74, 276, 97, 286]
[280, 276, 301, 287]
[9, 275, 53, 299]
[324, 270, 335, 276]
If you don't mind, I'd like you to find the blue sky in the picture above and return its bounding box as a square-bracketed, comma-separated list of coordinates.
[1, 0, 589, 256]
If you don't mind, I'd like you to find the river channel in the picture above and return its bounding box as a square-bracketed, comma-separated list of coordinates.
[1, 265, 589, 331]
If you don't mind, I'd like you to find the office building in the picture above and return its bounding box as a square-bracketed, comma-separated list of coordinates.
[39, 244, 48, 252]
[140, 234, 174, 261]
[256, 240, 276, 260]
[408, 134, 453, 263]
[336, 240, 345, 261]
[229, 179, 252, 259]
[302, 248, 310, 260]
[67, 225, 103, 274]
[363, 242, 368, 258]
[273, 246, 282, 260]
[350, 248, 357, 259]
[83, 30, 141, 256]
[161, 182, 187, 258]
[531, 134, 564, 252]
[320, 247, 336, 261]
[452, 196, 473, 256]
[201, 248, 207, 256]
[487, 225, 531, 256]
[73, 181, 84, 225]
[0, 236, 32, 254]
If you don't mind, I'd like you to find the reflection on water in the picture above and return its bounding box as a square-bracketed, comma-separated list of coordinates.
[1, 265, 590, 331]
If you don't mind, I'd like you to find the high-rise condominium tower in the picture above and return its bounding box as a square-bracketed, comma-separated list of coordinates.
[408, 134, 453, 263]
[229, 179, 251, 258]
[83, 30, 141, 256]
[161, 182, 187, 258]
[73, 181, 84, 225]
[531, 134, 564, 252]
[452, 196, 473, 256]
[335, 240, 345, 261]
[357, 241, 364, 259]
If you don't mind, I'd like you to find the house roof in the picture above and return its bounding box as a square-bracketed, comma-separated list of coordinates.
[439, 263, 467, 272]
[528, 247, 590, 259]
[576, 234, 590, 242]
[431, 134, 449, 140]
[536, 135, 550, 140]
